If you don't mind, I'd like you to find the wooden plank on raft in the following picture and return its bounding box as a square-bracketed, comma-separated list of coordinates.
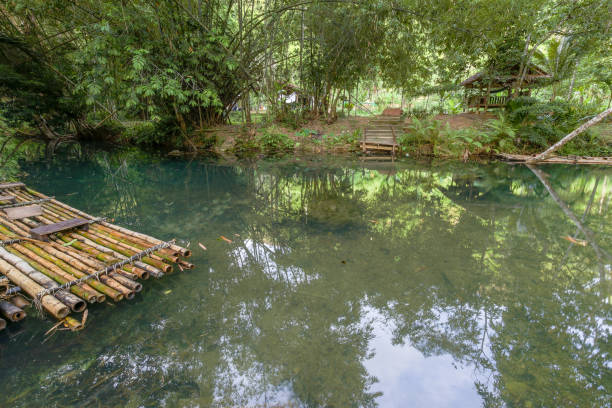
[4, 205, 43, 220]
[0, 195, 16, 204]
[30, 218, 89, 241]
[0, 182, 25, 190]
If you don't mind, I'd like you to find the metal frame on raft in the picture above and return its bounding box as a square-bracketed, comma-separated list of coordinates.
[0, 182, 193, 332]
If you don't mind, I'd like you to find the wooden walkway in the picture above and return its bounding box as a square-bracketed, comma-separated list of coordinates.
[360, 116, 405, 155]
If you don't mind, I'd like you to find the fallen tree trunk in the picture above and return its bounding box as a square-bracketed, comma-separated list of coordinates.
[527, 108, 612, 163]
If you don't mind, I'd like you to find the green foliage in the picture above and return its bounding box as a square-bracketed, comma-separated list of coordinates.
[400, 117, 443, 149]
[322, 129, 361, 148]
[258, 129, 295, 154]
[506, 97, 606, 153]
[0, 56, 84, 134]
[232, 134, 260, 155]
[0, 0, 610, 153]
[295, 128, 319, 139]
[483, 114, 518, 152]
[120, 119, 181, 148]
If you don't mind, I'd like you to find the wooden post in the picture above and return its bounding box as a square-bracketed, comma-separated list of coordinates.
[483, 82, 492, 113]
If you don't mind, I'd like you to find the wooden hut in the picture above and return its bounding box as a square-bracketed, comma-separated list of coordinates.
[277, 83, 310, 108]
[461, 65, 550, 112]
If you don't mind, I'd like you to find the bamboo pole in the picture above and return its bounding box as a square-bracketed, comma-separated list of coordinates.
[0, 300, 26, 322]
[0, 247, 86, 312]
[10, 295, 30, 309]
[85, 229, 175, 271]
[23, 242, 131, 301]
[64, 232, 164, 278]
[0, 317, 5, 330]
[0, 258, 69, 319]
[6, 244, 101, 303]
[63, 316, 84, 331]
[0, 227, 119, 302]
[178, 260, 195, 270]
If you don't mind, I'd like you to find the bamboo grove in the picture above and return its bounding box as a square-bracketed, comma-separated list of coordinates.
[0, 1, 610, 146]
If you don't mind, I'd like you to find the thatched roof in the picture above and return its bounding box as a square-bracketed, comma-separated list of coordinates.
[460, 65, 551, 88]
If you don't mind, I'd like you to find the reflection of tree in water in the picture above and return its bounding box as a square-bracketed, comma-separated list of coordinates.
[0, 158, 610, 407]
[208, 161, 611, 407]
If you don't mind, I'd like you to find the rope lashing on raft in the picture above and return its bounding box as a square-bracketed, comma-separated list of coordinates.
[32, 239, 175, 312]
[0, 238, 24, 246]
[0, 197, 54, 210]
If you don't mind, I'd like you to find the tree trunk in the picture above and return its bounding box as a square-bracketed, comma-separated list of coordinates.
[527, 108, 612, 162]
[567, 62, 577, 100]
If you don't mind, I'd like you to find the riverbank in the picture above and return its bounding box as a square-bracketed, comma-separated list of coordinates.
[184, 112, 611, 160]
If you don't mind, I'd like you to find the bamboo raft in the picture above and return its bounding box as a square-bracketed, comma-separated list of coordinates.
[0, 182, 192, 332]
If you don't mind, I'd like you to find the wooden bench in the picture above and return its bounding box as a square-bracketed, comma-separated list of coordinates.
[30, 218, 90, 241]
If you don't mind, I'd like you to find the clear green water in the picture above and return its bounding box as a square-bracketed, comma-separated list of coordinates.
[0, 147, 610, 407]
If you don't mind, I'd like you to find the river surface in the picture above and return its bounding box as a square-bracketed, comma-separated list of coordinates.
[0, 147, 610, 407]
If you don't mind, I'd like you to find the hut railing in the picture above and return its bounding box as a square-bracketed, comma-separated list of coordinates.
[467, 95, 508, 109]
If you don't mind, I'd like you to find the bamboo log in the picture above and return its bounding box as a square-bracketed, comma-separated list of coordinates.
[63, 316, 84, 331]
[0, 247, 86, 312]
[64, 232, 164, 278]
[55, 233, 151, 279]
[0, 258, 69, 319]
[86, 229, 175, 271]
[0, 317, 5, 330]
[178, 260, 195, 270]
[22, 242, 125, 302]
[10, 295, 30, 309]
[0, 300, 26, 322]
[78, 231, 172, 273]
[109, 272, 142, 292]
[6, 244, 101, 304]
[0, 182, 25, 190]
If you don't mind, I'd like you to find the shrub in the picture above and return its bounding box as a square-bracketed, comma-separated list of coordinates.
[505, 97, 604, 153]
[483, 114, 518, 152]
[120, 116, 183, 148]
[258, 128, 295, 154]
[444, 125, 492, 155]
